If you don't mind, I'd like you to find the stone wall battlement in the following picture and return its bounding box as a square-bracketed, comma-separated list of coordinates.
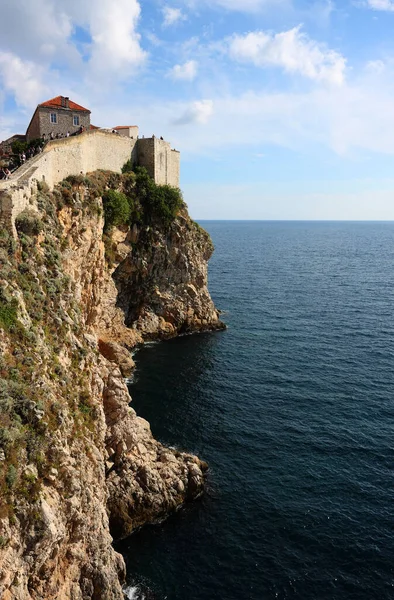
[0, 130, 180, 235]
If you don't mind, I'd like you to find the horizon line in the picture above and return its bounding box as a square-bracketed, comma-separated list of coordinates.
[195, 218, 394, 223]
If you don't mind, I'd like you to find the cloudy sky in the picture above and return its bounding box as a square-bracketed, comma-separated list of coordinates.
[1, 0, 394, 219]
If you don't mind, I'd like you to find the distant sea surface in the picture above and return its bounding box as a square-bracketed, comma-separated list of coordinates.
[117, 221, 394, 600]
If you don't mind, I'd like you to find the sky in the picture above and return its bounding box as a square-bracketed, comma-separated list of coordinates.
[1, 0, 394, 220]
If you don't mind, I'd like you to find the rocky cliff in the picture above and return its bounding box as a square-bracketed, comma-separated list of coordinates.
[0, 171, 224, 599]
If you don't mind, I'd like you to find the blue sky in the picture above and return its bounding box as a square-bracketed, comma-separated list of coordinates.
[1, 0, 394, 219]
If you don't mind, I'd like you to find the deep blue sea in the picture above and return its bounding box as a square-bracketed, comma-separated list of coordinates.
[118, 221, 394, 600]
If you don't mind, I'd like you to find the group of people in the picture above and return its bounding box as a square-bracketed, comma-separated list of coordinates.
[0, 124, 90, 179]
[0, 124, 90, 180]
[20, 145, 43, 162]
[43, 125, 86, 142]
[0, 139, 46, 178]
[43, 131, 68, 141]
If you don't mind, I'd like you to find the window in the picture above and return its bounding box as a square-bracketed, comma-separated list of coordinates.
[50, 113, 57, 124]
[73, 115, 80, 126]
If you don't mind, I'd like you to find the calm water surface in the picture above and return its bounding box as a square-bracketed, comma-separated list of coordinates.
[117, 221, 394, 600]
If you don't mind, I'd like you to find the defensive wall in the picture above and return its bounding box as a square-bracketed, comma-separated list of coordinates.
[138, 137, 180, 187]
[0, 130, 180, 235]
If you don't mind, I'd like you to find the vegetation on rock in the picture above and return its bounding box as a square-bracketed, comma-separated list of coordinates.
[0, 189, 97, 520]
[15, 209, 43, 236]
[102, 190, 131, 231]
[130, 166, 185, 227]
[0, 163, 221, 598]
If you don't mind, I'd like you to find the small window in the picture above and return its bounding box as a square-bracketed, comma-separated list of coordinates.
[73, 115, 80, 126]
[50, 113, 57, 124]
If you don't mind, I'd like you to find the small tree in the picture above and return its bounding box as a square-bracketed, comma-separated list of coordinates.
[132, 167, 184, 227]
[102, 190, 131, 230]
[15, 210, 43, 236]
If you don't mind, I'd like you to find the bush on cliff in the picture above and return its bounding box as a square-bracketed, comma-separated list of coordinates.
[15, 210, 43, 237]
[121, 159, 134, 174]
[132, 166, 184, 227]
[102, 190, 131, 231]
[0, 298, 18, 332]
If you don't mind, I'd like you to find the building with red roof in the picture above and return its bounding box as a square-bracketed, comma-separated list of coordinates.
[26, 96, 91, 141]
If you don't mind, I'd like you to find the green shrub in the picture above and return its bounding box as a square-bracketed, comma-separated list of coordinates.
[5, 465, 17, 489]
[121, 159, 134, 174]
[36, 180, 49, 193]
[0, 298, 18, 331]
[121, 172, 136, 197]
[102, 190, 131, 230]
[15, 210, 43, 237]
[11, 140, 27, 156]
[0, 228, 16, 256]
[132, 167, 184, 227]
[64, 174, 91, 187]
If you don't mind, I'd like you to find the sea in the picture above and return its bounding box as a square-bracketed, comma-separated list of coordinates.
[117, 221, 394, 600]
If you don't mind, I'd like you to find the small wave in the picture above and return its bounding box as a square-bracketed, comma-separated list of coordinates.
[123, 585, 145, 600]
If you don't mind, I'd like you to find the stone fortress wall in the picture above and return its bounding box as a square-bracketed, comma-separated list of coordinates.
[138, 137, 180, 186]
[0, 130, 180, 235]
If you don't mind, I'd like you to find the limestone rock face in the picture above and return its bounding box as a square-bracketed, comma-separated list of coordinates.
[98, 339, 135, 377]
[0, 351, 126, 600]
[0, 179, 223, 599]
[114, 212, 225, 339]
[102, 362, 207, 540]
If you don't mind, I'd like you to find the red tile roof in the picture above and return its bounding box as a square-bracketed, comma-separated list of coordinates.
[39, 96, 90, 112]
[113, 125, 138, 129]
[90, 124, 100, 130]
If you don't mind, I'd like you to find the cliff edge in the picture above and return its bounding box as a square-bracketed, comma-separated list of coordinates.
[0, 170, 224, 599]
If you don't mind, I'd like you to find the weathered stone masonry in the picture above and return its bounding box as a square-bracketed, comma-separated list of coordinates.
[138, 137, 180, 186]
[0, 130, 180, 235]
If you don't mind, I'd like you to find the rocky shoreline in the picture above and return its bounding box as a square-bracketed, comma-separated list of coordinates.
[0, 173, 224, 599]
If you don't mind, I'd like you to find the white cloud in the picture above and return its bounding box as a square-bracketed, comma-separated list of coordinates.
[365, 59, 386, 73]
[0, 0, 76, 65]
[80, 0, 146, 76]
[169, 60, 198, 81]
[364, 0, 394, 10]
[102, 60, 394, 159]
[0, 52, 48, 109]
[229, 26, 346, 84]
[0, 0, 146, 100]
[162, 6, 186, 26]
[173, 99, 213, 125]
